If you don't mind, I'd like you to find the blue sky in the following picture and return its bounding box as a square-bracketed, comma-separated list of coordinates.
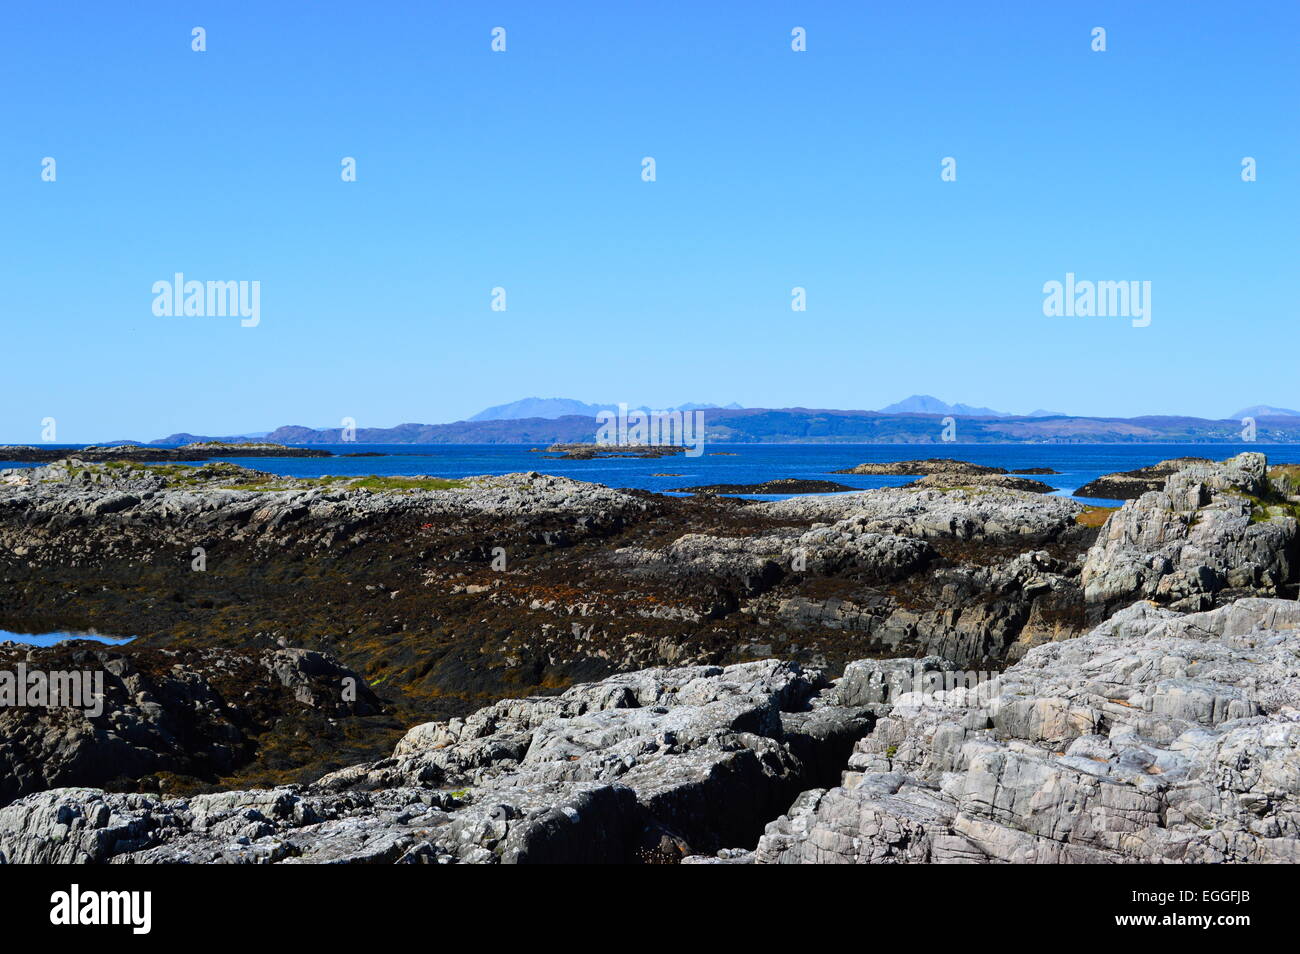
[2, 1, 1296, 441]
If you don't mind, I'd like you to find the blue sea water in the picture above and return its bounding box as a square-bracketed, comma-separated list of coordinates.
[6, 443, 1300, 506]
[0, 630, 134, 647]
[148, 442, 1300, 506]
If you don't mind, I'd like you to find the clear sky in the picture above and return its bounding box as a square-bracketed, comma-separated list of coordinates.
[2, 1, 1296, 442]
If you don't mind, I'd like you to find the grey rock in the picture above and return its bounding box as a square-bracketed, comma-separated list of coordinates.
[0, 659, 874, 864]
[0, 463, 651, 565]
[831, 459, 1007, 477]
[754, 598, 1300, 864]
[758, 486, 1083, 544]
[1082, 453, 1297, 618]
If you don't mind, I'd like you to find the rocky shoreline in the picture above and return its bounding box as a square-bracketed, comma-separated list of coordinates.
[900, 473, 1056, 493]
[0, 452, 1297, 863]
[668, 478, 857, 495]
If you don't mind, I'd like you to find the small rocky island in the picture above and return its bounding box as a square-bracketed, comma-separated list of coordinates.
[828, 458, 1057, 493]
[1, 452, 1298, 863]
[539, 443, 686, 460]
[833, 458, 1007, 476]
[0, 441, 332, 463]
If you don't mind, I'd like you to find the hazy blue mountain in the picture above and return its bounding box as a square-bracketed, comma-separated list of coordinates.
[469, 398, 606, 421]
[469, 398, 742, 421]
[1232, 405, 1300, 418]
[1025, 409, 1068, 417]
[878, 395, 1009, 417]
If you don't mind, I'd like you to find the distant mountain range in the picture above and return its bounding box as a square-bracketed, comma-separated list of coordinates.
[877, 395, 1067, 418]
[147, 398, 1300, 444]
[469, 398, 744, 422]
[138, 404, 1300, 445]
[879, 395, 1005, 416]
[473, 394, 1068, 422]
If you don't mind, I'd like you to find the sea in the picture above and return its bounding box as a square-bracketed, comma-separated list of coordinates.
[6, 442, 1299, 507]
[0, 631, 131, 646]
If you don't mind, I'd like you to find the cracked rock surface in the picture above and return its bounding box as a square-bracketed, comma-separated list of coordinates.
[745, 598, 1300, 864]
[0, 659, 874, 863]
[1082, 453, 1297, 619]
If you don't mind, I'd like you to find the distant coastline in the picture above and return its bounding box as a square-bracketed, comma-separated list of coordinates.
[135, 408, 1300, 446]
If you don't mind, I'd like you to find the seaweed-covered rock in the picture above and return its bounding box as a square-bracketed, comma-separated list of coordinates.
[0, 642, 380, 807]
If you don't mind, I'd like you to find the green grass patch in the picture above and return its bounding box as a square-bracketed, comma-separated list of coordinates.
[1222, 482, 1300, 525]
[1075, 505, 1117, 528]
[350, 476, 466, 492]
[1269, 465, 1300, 497]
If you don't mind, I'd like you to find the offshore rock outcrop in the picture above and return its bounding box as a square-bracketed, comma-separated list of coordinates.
[542, 443, 683, 460]
[832, 458, 1006, 476]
